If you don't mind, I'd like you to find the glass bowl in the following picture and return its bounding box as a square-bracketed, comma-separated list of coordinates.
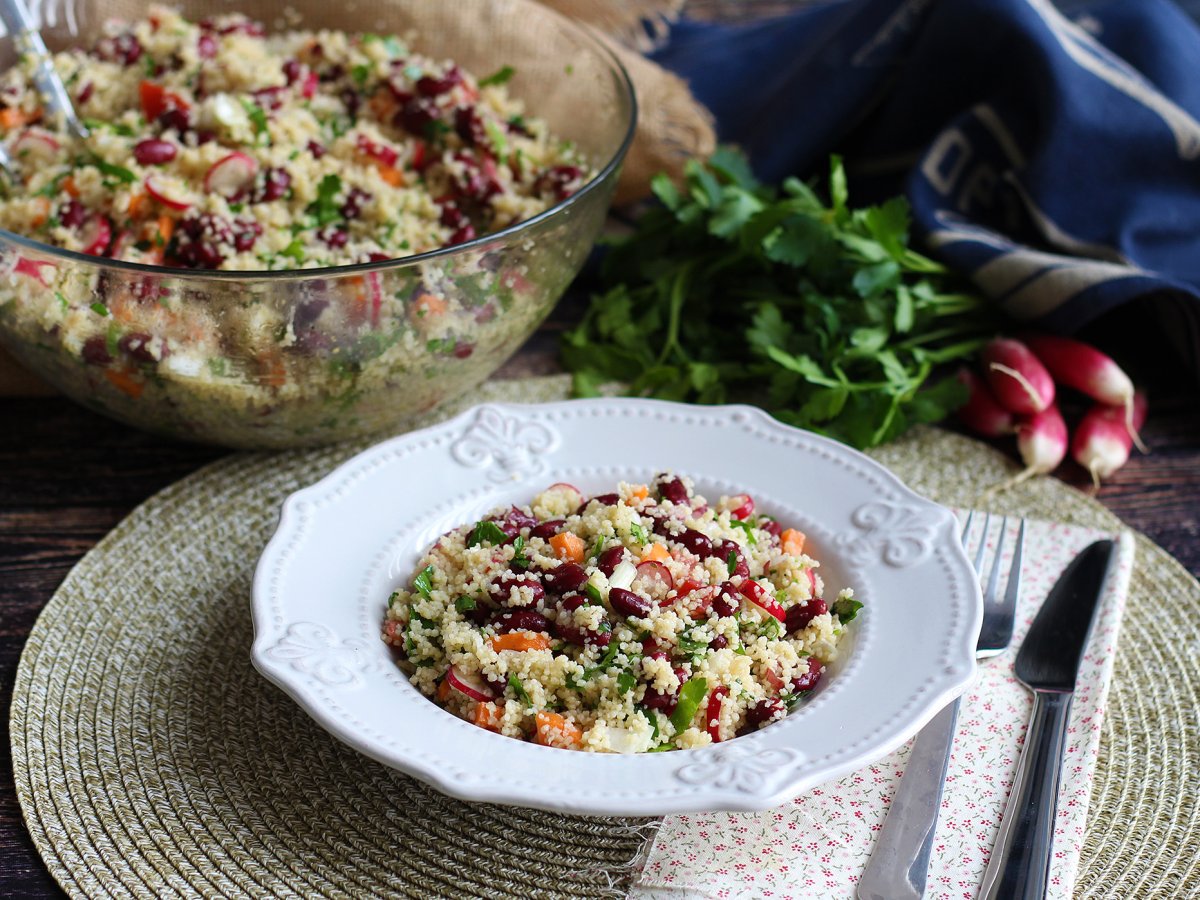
[0, 0, 635, 448]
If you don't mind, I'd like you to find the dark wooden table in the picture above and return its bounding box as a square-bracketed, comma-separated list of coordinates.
[2, 294, 1198, 895]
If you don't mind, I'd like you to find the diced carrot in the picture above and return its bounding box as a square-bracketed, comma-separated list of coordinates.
[127, 191, 147, 218]
[104, 368, 144, 399]
[472, 701, 504, 732]
[376, 162, 404, 186]
[781, 529, 806, 556]
[157, 214, 174, 243]
[534, 711, 582, 749]
[549, 532, 585, 563]
[411, 292, 448, 319]
[368, 86, 399, 122]
[0, 106, 39, 129]
[488, 631, 551, 653]
[628, 484, 649, 502]
[62, 175, 79, 198]
[640, 542, 670, 564]
[436, 677, 453, 702]
[29, 197, 51, 228]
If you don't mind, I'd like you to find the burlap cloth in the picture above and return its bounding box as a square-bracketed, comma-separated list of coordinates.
[11, 376, 1200, 898]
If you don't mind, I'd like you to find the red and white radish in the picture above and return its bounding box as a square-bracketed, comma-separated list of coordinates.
[955, 366, 1017, 438]
[1072, 391, 1148, 488]
[1017, 403, 1068, 475]
[1021, 333, 1145, 451]
[982, 337, 1055, 416]
[445, 665, 498, 702]
[203, 151, 258, 198]
[144, 174, 193, 210]
[79, 214, 113, 256]
[12, 129, 63, 165]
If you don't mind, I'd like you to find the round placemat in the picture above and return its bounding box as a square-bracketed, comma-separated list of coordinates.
[12, 376, 1199, 898]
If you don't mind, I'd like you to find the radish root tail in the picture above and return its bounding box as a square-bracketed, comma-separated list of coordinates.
[1125, 397, 1149, 454]
[982, 464, 1039, 501]
[989, 362, 1044, 411]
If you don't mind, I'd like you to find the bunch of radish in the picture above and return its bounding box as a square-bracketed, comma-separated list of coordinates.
[956, 335, 1147, 489]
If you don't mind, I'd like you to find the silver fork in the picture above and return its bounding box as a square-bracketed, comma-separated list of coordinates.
[858, 512, 1026, 900]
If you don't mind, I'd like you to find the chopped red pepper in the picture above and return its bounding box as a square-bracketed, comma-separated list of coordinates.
[706, 685, 729, 743]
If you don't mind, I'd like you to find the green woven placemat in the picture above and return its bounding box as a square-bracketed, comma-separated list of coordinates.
[11, 376, 1200, 898]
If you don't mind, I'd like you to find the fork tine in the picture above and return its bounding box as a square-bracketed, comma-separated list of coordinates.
[983, 516, 1009, 605]
[1001, 519, 1027, 616]
[960, 509, 976, 547]
[972, 513, 992, 574]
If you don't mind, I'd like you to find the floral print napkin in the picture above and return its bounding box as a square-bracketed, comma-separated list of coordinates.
[631, 517, 1135, 899]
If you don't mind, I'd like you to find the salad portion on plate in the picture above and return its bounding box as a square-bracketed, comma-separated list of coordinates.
[251, 398, 981, 816]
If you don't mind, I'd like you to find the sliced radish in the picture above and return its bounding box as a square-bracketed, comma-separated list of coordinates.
[144, 174, 193, 210]
[204, 151, 258, 198]
[12, 129, 62, 165]
[14, 256, 54, 287]
[739, 579, 786, 622]
[763, 665, 786, 693]
[635, 560, 674, 592]
[109, 229, 135, 259]
[726, 494, 755, 521]
[80, 214, 113, 256]
[445, 665, 498, 702]
[544, 482, 583, 505]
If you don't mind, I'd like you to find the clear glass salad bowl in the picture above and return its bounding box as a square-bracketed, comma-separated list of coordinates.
[0, 0, 634, 448]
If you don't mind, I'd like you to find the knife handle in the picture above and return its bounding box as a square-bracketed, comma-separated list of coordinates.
[857, 699, 959, 900]
[980, 690, 1073, 900]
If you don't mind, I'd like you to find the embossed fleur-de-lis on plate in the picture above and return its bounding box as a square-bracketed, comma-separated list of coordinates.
[835, 500, 942, 568]
[674, 743, 802, 794]
[265, 622, 378, 687]
[450, 406, 559, 482]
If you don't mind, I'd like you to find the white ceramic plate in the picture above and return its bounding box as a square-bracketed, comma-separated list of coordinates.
[251, 398, 981, 816]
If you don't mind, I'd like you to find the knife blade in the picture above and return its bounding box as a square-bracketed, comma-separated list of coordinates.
[980, 539, 1114, 900]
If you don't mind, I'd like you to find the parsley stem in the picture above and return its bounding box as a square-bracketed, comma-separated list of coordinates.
[657, 260, 694, 365]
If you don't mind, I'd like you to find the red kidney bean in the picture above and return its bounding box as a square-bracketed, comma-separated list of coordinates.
[81, 336, 112, 366]
[306, 139, 327, 159]
[453, 106, 486, 146]
[282, 59, 303, 84]
[232, 219, 263, 252]
[709, 634, 729, 650]
[133, 139, 177, 165]
[610, 587, 651, 619]
[785, 598, 827, 634]
[642, 688, 677, 716]
[530, 519, 564, 540]
[416, 65, 462, 96]
[447, 224, 476, 245]
[675, 529, 714, 559]
[502, 506, 539, 532]
[558, 622, 611, 648]
[76, 81, 95, 105]
[489, 574, 545, 606]
[117, 332, 156, 364]
[715, 540, 749, 577]
[255, 167, 292, 203]
[656, 476, 689, 505]
[59, 200, 87, 229]
[747, 697, 786, 728]
[712, 582, 740, 617]
[198, 33, 218, 59]
[536, 164, 584, 200]
[558, 593, 586, 613]
[791, 656, 823, 693]
[491, 609, 553, 635]
[318, 226, 349, 249]
[158, 106, 193, 133]
[597, 546, 626, 577]
[759, 518, 783, 540]
[543, 562, 587, 594]
[339, 187, 372, 219]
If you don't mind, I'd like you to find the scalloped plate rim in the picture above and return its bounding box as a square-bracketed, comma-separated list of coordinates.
[251, 397, 982, 815]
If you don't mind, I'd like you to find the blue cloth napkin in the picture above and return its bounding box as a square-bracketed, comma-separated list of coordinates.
[651, 0, 1200, 374]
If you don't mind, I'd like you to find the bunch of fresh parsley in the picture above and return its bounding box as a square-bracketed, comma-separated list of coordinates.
[561, 149, 999, 449]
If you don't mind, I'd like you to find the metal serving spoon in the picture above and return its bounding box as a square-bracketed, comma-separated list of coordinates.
[0, 0, 88, 155]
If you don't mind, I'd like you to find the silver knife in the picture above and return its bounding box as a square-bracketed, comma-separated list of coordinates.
[980, 539, 1115, 900]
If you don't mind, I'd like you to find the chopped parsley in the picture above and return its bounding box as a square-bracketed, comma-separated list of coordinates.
[387, 590, 401, 608]
[510, 535, 531, 570]
[629, 522, 648, 546]
[726, 549, 739, 576]
[478, 65, 515, 87]
[468, 519, 510, 547]
[412, 564, 435, 601]
[351, 63, 371, 87]
[454, 595, 476, 614]
[508, 673, 533, 707]
[90, 301, 110, 317]
[89, 155, 136, 184]
[242, 99, 269, 142]
[584, 582, 603, 605]
[307, 174, 343, 227]
[669, 676, 707, 732]
[832, 595, 863, 622]
[728, 518, 758, 545]
[617, 671, 637, 695]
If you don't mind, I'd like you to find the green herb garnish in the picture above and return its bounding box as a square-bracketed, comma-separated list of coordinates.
[468, 520, 510, 547]
[629, 522, 648, 546]
[89, 156, 136, 184]
[412, 565, 435, 601]
[728, 518, 759, 545]
[726, 549, 738, 576]
[478, 65, 515, 87]
[669, 676, 708, 732]
[561, 148, 997, 450]
[90, 301, 110, 317]
[510, 535, 530, 570]
[454, 595, 477, 614]
[832, 596, 863, 623]
[351, 64, 371, 86]
[508, 674, 533, 707]
[242, 99, 269, 141]
[584, 582, 603, 605]
[617, 671, 637, 695]
[307, 173, 343, 227]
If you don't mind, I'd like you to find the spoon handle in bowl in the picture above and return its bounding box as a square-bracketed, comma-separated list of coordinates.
[0, 0, 88, 140]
